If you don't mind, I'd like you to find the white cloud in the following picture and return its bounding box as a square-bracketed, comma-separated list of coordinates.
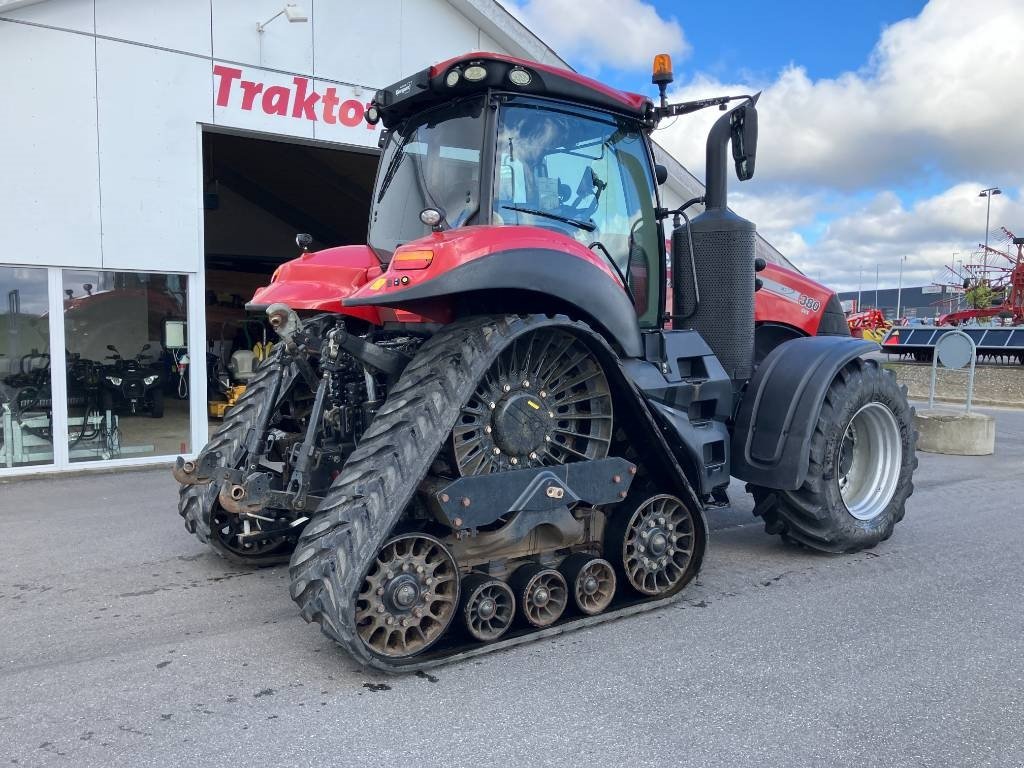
[509, 0, 1024, 291]
[503, 0, 689, 72]
[740, 183, 1024, 292]
[655, 0, 1024, 188]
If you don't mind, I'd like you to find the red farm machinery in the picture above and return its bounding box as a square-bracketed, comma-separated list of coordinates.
[173, 52, 916, 671]
[882, 230, 1024, 363]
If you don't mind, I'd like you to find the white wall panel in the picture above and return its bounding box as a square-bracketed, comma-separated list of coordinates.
[0, 22, 101, 268]
[313, 0, 401, 88]
[95, 0, 211, 56]
[400, 0, 480, 75]
[95, 40, 211, 273]
[479, 31, 510, 56]
[213, 0, 313, 75]
[0, 0, 94, 33]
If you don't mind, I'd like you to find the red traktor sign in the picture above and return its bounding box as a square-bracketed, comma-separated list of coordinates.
[212, 63, 377, 143]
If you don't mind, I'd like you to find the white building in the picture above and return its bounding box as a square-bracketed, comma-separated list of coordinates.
[0, 0, 790, 475]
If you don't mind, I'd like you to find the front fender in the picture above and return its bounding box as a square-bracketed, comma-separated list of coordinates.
[346, 247, 643, 358]
[731, 336, 877, 490]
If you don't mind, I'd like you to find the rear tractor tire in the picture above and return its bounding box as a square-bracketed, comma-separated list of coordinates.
[749, 358, 917, 553]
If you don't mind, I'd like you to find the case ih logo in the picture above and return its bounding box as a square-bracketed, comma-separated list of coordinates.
[213, 64, 375, 129]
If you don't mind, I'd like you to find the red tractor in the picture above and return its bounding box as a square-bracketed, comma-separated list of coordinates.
[174, 52, 915, 671]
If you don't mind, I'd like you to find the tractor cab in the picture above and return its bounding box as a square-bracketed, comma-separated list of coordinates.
[365, 53, 663, 326]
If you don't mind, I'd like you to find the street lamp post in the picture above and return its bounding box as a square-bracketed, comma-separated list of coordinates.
[979, 187, 1002, 273]
[875, 264, 879, 312]
[895, 254, 906, 320]
[857, 267, 862, 311]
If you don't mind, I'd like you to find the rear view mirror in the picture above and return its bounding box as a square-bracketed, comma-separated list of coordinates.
[730, 98, 759, 182]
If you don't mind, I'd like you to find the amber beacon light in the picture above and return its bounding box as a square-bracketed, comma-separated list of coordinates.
[652, 53, 674, 108]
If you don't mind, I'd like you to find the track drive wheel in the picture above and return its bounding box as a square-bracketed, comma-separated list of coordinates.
[748, 358, 917, 553]
[609, 494, 700, 597]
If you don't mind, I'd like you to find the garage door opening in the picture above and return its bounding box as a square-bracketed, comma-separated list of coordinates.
[202, 130, 377, 431]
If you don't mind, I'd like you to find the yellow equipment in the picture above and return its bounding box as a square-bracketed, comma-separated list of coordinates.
[208, 384, 247, 419]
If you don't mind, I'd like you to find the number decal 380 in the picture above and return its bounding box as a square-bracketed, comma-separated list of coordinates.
[798, 294, 822, 312]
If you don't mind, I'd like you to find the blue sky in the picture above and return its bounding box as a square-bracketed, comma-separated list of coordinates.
[506, 0, 1023, 292]
[605, 0, 927, 89]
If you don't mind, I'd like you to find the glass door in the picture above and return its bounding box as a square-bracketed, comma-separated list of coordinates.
[0, 266, 54, 469]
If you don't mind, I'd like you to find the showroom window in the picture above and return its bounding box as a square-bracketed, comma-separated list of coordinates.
[62, 270, 191, 463]
[0, 267, 53, 468]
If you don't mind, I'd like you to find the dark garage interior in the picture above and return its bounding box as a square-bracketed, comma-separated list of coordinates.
[201, 130, 377, 426]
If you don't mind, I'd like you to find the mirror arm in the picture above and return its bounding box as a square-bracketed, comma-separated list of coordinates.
[652, 93, 754, 122]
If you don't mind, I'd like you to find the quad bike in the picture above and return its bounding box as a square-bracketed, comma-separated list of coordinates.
[101, 343, 165, 418]
[174, 52, 916, 671]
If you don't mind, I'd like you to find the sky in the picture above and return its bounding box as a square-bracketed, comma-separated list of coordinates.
[502, 0, 1023, 292]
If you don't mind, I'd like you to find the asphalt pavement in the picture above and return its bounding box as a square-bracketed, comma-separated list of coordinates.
[1, 406, 1023, 767]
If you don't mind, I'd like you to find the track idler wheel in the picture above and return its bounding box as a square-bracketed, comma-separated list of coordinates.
[610, 494, 698, 597]
[510, 563, 568, 628]
[560, 554, 616, 615]
[459, 574, 516, 642]
[354, 534, 460, 659]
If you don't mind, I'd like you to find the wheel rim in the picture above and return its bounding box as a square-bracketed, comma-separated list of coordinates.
[355, 534, 460, 658]
[210, 510, 290, 557]
[571, 557, 616, 615]
[514, 566, 568, 627]
[451, 329, 613, 476]
[461, 576, 515, 642]
[837, 402, 903, 521]
[620, 495, 695, 596]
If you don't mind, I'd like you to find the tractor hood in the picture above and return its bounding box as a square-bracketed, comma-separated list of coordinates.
[247, 244, 384, 323]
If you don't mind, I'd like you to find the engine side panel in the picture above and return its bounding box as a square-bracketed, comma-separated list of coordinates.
[731, 335, 878, 490]
[624, 330, 733, 496]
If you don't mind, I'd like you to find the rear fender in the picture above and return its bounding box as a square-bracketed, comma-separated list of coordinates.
[731, 336, 878, 490]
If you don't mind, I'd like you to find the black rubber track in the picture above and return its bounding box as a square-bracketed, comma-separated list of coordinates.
[749, 358, 918, 553]
[178, 348, 298, 565]
[288, 314, 705, 672]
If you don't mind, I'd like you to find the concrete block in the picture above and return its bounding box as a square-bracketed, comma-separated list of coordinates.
[915, 410, 995, 456]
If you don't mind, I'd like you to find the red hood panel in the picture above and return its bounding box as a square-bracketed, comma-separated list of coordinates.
[249, 244, 383, 322]
[755, 261, 835, 334]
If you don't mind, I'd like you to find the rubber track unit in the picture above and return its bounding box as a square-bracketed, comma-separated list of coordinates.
[178, 349, 296, 565]
[749, 358, 918, 553]
[288, 314, 706, 672]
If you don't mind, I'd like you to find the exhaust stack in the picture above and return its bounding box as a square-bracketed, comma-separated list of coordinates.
[673, 100, 759, 384]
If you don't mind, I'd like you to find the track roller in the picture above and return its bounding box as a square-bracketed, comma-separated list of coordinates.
[560, 554, 616, 615]
[609, 494, 698, 597]
[459, 574, 516, 642]
[354, 533, 460, 659]
[510, 563, 568, 628]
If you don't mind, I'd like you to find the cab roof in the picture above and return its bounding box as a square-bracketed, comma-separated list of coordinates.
[371, 52, 652, 127]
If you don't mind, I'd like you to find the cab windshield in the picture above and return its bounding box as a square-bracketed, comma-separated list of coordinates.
[368, 98, 486, 261]
[492, 100, 660, 325]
